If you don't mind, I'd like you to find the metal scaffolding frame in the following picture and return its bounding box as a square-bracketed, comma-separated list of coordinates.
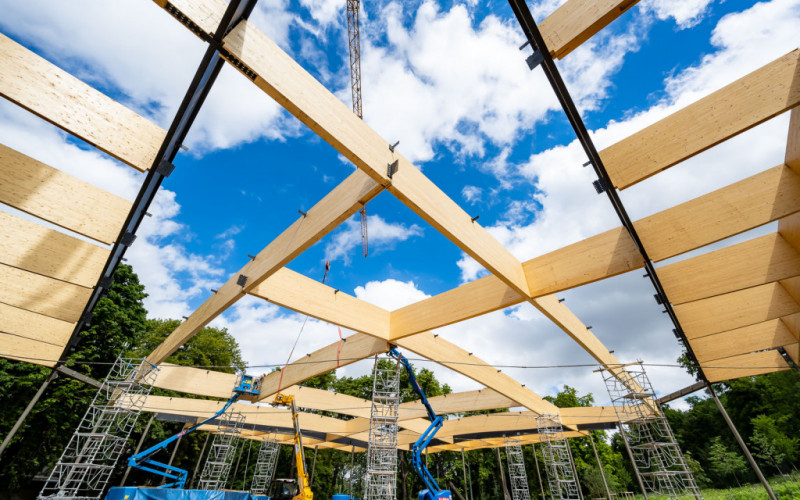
[506, 439, 531, 500]
[364, 355, 401, 500]
[536, 414, 580, 500]
[601, 363, 702, 499]
[196, 410, 246, 490]
[38, 358, 157, 500]
[250, 436, 281, 495]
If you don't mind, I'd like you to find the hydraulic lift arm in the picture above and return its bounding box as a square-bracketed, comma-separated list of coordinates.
[388, 347, 451, 500]
[127, 374, 260, 488]
[273, 393, 313, 500]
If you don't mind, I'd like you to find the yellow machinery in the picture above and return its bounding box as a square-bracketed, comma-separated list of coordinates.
[272, 393, 314, 500]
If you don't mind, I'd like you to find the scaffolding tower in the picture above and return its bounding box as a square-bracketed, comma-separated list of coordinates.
[536, 414, 580, 500]
[364, 354, 401, 500]
[506, 439, 531, 500]
[601, 363, 702, 499]
[196, 410, 246, 490]
[38, 358, 157, 500]
[250, 436, 280, 495]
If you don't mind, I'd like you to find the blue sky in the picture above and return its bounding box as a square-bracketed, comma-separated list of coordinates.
[1, 0, 798, 405]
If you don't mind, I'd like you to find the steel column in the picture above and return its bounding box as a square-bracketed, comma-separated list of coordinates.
[617, 423, 648, 500]
[192, 433, 212, 489]
[709, 385, 776, 500]
[565, 441, 583, 500]
[588, 434, 610, 500]
[530, 444, 545, 500]
[121, 413, 156, 486]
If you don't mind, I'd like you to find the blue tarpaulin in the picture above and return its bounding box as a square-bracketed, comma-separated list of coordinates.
[105, 487, 269, 500]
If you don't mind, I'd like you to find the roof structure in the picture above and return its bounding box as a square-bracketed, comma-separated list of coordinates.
[0, 0, 798, 451]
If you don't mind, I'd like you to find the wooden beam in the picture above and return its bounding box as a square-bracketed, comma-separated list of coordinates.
[157, 0, 227, 38]
[0, 34, 166, 171]
[0, 263, 91, 323]
[221, 20, 530, 299]
[0, 332, 62, 367]
[399, 389, 518, 418]
[539, 0, 638, 59]
[787, 107, 800, 175]
[426, 431, 589, 453]
[703, 350, 789, 383]
[559, 406, 620, 426]
[676, 281, 800, 340]
[146, 169, 383, 364]
[636, 165, 800, 262]
[0, 144, 131, 244]
[691, 318, 799, 363]
[249, 268, 390, 339]
[150, 364, 236, 399]
[255, 333, 389, 402]
[396, 332, 560, 415]
[0, 302, 73, 347]
[0, 210, 109, 288]
[659, 233, 800, 305]
[780, 212, 800, 252]
[601, 49, 800, 189]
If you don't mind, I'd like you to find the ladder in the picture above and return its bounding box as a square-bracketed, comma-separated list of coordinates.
[251, 437, 280, 495]
[196, 410, 245, 490]
[364, 355, 401, 500]
[537, 414, 580, 499]
[506, 439, 531, 500]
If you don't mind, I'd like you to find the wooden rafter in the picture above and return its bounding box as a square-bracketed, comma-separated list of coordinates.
[539, 0, 638, 59]
[0, 263, 91, 323]
[0, 34, 166, 172]
[691, 318, 798, 363]
[703, 350, 789, 383]
[601, 49, 800, 189]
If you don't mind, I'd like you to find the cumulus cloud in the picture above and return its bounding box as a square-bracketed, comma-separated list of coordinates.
[354, 278, 431, 310]
[640, 0, 714, 29]
[324, 214, 423, 264]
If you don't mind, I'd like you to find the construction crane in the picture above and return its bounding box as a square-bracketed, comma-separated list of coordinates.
[270, 393, 314, 500]
[125, 374, 260, 489]
[387, 347, 452, 500]
[346, 0, 368, 257]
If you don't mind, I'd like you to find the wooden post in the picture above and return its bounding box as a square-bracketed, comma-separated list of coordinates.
[588, 433, 611, 499]
[191, 432, 211, 489]
[121, 413, 156, 486]
[565, 439, 584, 500]
[530, 443, 546, 499]
[709, 384, 777, 500]
[617, 422, 648, 500]
[0, 369, 58, 457]
[496, 447, 511, 500]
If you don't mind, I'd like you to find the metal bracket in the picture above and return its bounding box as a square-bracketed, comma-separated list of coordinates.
[387, 160, 399, 179]
[654, 294, 663, 305]
[525, 50, 544, 70]
[99, 276, 113, 289]
[81, 311, 94, 325]
[592, 179, 607, 194]
[120, 232, 137, 247]
[156, 159, 176, 177]
[237, 274, 248, 287]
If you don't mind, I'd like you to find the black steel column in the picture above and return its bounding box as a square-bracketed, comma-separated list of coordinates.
[709, 385, 777, 500]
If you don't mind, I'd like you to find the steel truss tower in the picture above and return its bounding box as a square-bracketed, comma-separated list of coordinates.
[250, 436, 280, 495]
[536, 414, 580, 499]
[505, 439, 531, 500]
[601, 363, 702, 499]
[196, 410, 246, 490]
[38, 358, 158, 500]
[364, 355, 401, 500]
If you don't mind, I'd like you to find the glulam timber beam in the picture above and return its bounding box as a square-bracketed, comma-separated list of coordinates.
[0, 263, 91, 323]
[399, 388, 518, 418]
[691, 318, 798, 363]
[0, 211, 109, 289]
[600, 50, 800, 189]
[677, 278, 800, 340]
[0, 34, 166, 171]
[0, 333, 62, 367]
[703, 350, 789, 382]
[538, 0, 638, 59]
[395, 164, 800, 336]
[659, 232, 800, 305]
[0, 302, 73, 349]
[426, 431, 590, 453]
[787, 107, 800, 174]
[0, 144, 131, 245]
[146, 169, 383, 364]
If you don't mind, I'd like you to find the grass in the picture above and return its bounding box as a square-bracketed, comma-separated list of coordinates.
[624, 472, 800, 500]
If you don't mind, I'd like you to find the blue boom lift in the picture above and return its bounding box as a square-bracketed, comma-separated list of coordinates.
[387, 347, 451, 500]
[126, 374, 261, 488]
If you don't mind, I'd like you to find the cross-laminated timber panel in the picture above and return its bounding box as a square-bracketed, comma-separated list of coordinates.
[676, 278, 800, 340]
[0, 263, 91, 323]
[426, 431, 590, 453]
[0, 144, 131, 245]
[0, 34, 166, 172]
[0, 302, 74, 348]
[600, 49, 800, 189]
[658, 232, 800, 305]
[0, 332, 63, 367]
[146, 169, 384, 365]
[0, 211, 109, 289]
[392, 165, 800, 337]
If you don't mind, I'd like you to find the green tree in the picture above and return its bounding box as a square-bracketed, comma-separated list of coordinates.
[750, 414, 798, 475]
[708, 436, 747, 487]
[0, 264, 147, 491]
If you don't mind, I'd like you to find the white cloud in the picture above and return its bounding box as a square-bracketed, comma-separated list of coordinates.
[324, 214, 423, 264]
[461, 185, 483, 204]
[298, 0, 344, 27]
[640, 0, 714, 28]
[354, 278, 431, 310]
